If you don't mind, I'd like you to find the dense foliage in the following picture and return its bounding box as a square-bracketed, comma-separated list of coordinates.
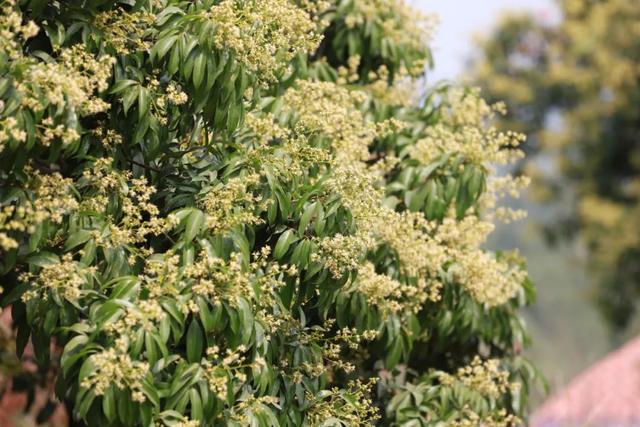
[471, 0, 640, 333]
[0, 0, 537, 425]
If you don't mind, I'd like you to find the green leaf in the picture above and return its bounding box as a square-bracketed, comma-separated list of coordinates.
[110, 79, 137, 95]
[65, 229, 93, 251]
[141, 377, 161, 408]
[138, 87, 151, 120]
[122, 86, 139, 115]
[237, 297, 254, 345]
[184, 209, 205, 242]
[274, 229, 297, 260]
[103, 387, 117, 423]
[186, 319, 203, 363]
[193, 53, 206, 88]
[197, 297, 215, 331]
[189, 388, 203, 421]
[298, 202, 318, 235]
[76, 387, 96, 419]
[1, 283, 28, 307]
[26, 251, 59, 267]
[152, 34, 178, 60]
[385, 337, 403, 369]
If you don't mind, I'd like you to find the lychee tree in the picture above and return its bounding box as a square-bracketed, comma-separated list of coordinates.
[0, 0, 538, 425]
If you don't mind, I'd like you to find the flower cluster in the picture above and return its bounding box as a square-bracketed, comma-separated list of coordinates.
[449, 409, 520, 427]
[341, 0, 436, 70]
[451, 250, 525, 307]
[439, 356, 511, 398]
[410, 88, 525, 167]
[105, 299, 166, 337]
[203, 0, 321, 82]
[93, 8, 154, 55]
[284, 81, 374, 162]
[0, 169, 78, 251]
[305, 379, 380, 426]
[0, 0, 38, 60]
[316, 233, 372, 278]
[243, 112, 331, 178]
[19, 45, 114, 115]
[21, 254, 95, 303]
[200, 174, 265, 235]
[79, 159, 169, 250]
[80, 349, 149, 402]
[202, 344, 258, 400]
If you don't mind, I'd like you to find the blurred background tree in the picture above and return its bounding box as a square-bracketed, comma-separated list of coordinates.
[470, 0, 640, 336]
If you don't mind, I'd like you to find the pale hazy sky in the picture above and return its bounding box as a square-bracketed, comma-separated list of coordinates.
[413, 0, 558, 82]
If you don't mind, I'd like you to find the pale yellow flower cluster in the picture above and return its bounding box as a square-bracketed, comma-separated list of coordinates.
[316, 233, 373, 278]
[335, 55, 418, 106]
[30, 170, 80, 224]
[438, 357, 517, 422]
[283, 80, 372, 163]
[203, 0, 321, 82]
[364, 64, 417, 106]
[354, 262, 403, 312]
[21, 254, 95, 303]
[1, 12, 115, 151]
[305, 379, 380, 426]
[0, 0, 38, 60]
[37, 117, 80, 147]
[152, 79, 189, 122]
[202, 344, 254, 400]
[0, 169, 78, 252]
[165, 83, 188, 106]
[200, 174, 265, 234]
[18, 45, 114, 115]
[456, 356, 510, 397]
[0, 117, 27, 150]
[140, 252, 183, 300]
[451, 250, 525, 307]
[94, 128, 124, 149]
[243, 112, 331, 177]
[424, 214, 525, 306]
[449, 409, 520, 427]
[105, 299, 166, 337]
[93, 8, 154, 55]
[342, 0, 436, 69]
[434, 215, 495, 250]
[80, 348, 149, 402]
[481, 174, 531, 223]
[410, 89, 525, 167]
[336, 55, 362, 85]
[80, 159, 170, 250]
[326, 216, 436, 313]
[186, 251, 254, 305]
[376, 210, 444, 279]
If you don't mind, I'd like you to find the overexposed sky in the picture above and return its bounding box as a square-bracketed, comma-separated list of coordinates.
[413, 0, 558, 82]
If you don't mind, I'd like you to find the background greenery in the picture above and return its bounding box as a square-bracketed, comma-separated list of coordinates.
[469, 0, 640, 397]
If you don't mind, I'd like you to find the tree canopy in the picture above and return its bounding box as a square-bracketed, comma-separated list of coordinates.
[0, 0, 537, 425]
